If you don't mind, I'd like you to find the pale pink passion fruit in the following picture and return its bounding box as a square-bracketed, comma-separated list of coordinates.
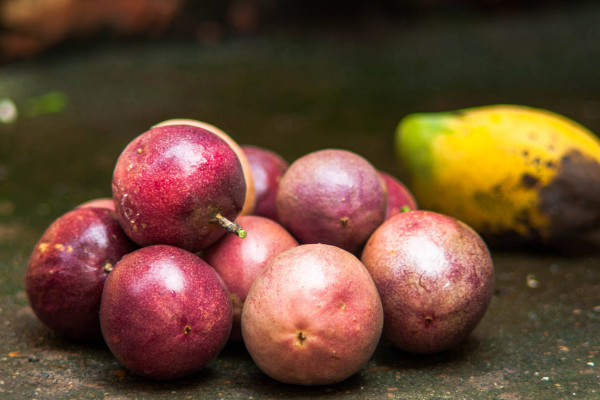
[361, 210, 494, 354]
[242, 243, 383, 385]
[202, 215, 298, 342]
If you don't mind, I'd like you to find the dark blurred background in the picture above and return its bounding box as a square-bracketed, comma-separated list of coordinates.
[1, 0, 596, 62]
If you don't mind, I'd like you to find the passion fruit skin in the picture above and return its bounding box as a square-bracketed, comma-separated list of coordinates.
[379, 171, 418, 219]
[25, 207, 137, 340]
[202, 215, 298, 342]
[242, 145, 289, 221]
[153, 118, 257, 216]
[361, 210, 494, 354]
[276, 149, 387, 254]
[111, 124, 246, 252]
[76, 197, 116, 211]
[241, 244, 383, 385]
[99, 245, 232, 381]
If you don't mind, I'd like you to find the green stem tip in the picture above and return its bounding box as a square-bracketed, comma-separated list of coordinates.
[212, 213, 247, 239]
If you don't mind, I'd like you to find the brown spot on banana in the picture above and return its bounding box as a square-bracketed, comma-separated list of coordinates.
[521, 173, 540, 189]
[539, 149, 600, 239]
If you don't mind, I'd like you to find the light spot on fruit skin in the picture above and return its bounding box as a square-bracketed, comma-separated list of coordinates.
[331, 350, 340, 360]
[339, 302, 346, 310]
[137, 148, 143, 154]
[43, 243, 72, 254]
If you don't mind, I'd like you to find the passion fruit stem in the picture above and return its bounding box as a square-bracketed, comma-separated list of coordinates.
[212, 213, 247, 238]
[103, 262, 114, 273]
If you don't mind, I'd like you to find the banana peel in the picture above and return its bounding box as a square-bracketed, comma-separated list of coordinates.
[394, 104, 600, 247]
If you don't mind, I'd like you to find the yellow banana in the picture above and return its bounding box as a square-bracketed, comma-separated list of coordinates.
[394, 104, 600, 245]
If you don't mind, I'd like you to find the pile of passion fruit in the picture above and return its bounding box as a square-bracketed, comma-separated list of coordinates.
[25, 119, 494, 385]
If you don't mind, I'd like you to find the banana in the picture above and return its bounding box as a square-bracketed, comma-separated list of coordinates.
[394, 104, 600, 245]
